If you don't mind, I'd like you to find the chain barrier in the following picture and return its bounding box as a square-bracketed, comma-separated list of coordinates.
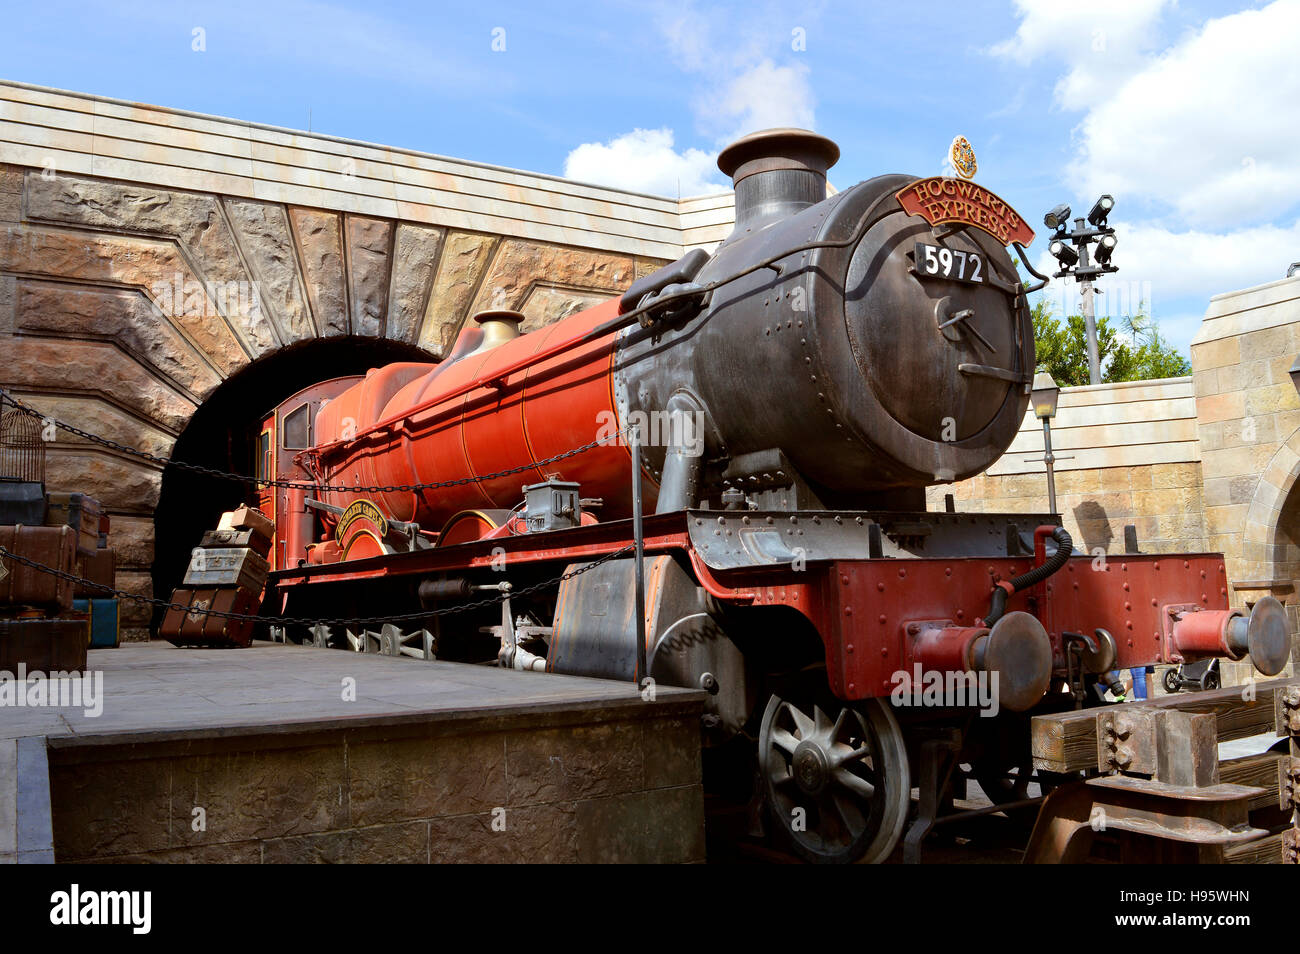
[0, 388, 622, 494]
[0, 543, 634, 629]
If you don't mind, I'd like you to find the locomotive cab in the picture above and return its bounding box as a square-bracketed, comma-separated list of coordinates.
[258, 375, 363, 570]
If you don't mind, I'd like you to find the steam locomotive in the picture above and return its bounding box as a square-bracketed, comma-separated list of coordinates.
[251, 129, 1289, 863]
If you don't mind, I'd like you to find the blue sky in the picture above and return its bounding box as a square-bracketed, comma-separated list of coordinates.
[3, 0, 1298, 357]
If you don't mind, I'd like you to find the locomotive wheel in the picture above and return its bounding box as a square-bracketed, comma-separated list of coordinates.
[974, 761, 1035, 804]
[758, 693, 910, 864]
[969, 713, 1061, 825]
[971, 759, 1072, 826]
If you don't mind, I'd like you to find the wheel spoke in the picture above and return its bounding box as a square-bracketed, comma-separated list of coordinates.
[830, 706, 848, 741]
[783, 702, 814, 738]
[833, 766, 877, 801]
[832, 740, 873, 767]
[812, 705, 829, 738]
[770, 727, 800, 757]
[818, 791, 853, 843]
[829, 789, 867, 837]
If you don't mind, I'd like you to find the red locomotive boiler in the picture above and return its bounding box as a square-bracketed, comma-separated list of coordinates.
[252, 129, 1289, 863]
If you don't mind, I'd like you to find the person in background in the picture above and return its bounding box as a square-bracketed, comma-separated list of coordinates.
[1129, 666, 1154, 701]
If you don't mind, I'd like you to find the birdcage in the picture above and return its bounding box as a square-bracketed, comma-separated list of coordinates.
[0, 408, 46, 484]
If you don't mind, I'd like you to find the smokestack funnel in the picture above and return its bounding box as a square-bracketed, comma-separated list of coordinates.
[466, 309, 524, 356]
[717, 128, 840, 233]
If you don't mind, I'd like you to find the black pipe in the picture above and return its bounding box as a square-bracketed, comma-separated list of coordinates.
[985, 526, 1073, 626]
[654, 392, 705, 514]
[1012, 242, 1052, 293]
[418, 578, 472, 604]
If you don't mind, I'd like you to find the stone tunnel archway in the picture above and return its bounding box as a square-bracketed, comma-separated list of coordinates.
[1242, 427, 1300, 582]
[1, 155, 667, 640]
[1240, 426, 1300, 669]
[149, 337, 431, 634]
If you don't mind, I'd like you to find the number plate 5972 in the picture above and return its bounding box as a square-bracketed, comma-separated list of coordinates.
[914, 242, 984, 284]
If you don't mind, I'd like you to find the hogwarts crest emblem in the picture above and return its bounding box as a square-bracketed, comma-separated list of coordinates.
[949, 136, 977, 180]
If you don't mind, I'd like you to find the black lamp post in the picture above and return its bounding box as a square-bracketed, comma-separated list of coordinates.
[1030, 371, 1062, 513]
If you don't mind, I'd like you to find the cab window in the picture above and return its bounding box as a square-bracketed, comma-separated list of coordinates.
[282, 403, 312, 450]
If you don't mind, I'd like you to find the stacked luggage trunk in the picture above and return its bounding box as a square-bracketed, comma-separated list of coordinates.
[0, 483, 120, 672]
[160, 506, 273, 648]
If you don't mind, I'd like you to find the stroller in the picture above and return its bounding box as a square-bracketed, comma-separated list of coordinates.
[1161, 657, 1221, 694]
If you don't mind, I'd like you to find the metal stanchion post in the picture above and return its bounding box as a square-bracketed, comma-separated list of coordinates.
[630, 427, 647, 687]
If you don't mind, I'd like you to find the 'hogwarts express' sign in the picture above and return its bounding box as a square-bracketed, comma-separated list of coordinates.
[895, 177, 1035, 247]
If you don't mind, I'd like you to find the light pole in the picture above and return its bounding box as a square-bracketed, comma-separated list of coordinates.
[1078, 225, 1100, 386]
[1044, 197, 1119, 386]
[1030, 371, 1062, 513]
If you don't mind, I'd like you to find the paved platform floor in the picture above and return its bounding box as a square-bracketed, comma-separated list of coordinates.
[1, 640, 694, 743]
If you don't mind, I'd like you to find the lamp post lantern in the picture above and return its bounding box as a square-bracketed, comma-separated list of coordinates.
[1030, 371, 1063, 514]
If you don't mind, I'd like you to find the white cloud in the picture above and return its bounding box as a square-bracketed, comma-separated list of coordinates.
[1070, 0, 1300, 230]
[990, 0, 1172, 110]
[1035, 218, 1300, 346]
[1116, 219, 1300, 303]
[696, 60, 815, 142]
[655, 2, 818, 141]
[563, 4, 820, 197]
[1002, 0, 1300, 341]
[562, 128, 725, 197]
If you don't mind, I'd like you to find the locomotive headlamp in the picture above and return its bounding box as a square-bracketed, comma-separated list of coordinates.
[1044, 204, 1072, 231]
[1031, 372, 1061, 420]
[1094, 233, 1117, 265]
[1049, 240, 1079, 267]
[1088, 194, 1115, 227]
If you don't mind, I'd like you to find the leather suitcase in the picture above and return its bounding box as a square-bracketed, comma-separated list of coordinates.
[0, 524, 77, 611]
[45, 492, 101, 556]
[158, 588, 192, 644]
[217, 506, 274, 546]
[72, 597, 120, 648]
[182, 546, 269, 593]
[199, 528, 272, 558]
[74, 547, 116, 598]
[0, 617, 88, 673]
[160, 587, 258, 648]
[0, 481, 46, 526]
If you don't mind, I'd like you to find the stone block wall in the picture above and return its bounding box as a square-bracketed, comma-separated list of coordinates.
[929, 377, 1208, 557]
[1190, 277, 1300, 668]
[932, 460, 1207, 558]
[47, 703, 705, 863]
